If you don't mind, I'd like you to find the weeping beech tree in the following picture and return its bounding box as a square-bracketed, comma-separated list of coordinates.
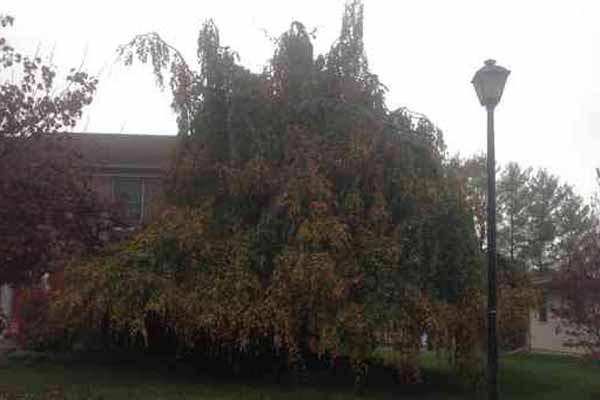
[52, 0, 535, 387]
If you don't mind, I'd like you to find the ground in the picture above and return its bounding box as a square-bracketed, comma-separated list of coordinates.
[0, 353, 597, 399]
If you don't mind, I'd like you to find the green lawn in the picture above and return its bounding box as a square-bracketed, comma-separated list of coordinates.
[0, 353, 597, 399]
[499, 353, 600, 400]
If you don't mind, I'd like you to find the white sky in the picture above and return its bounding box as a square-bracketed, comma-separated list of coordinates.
[3, 0, 599, 197]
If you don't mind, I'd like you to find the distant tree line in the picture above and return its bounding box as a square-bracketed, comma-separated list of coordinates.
[456, 156, 591, 272]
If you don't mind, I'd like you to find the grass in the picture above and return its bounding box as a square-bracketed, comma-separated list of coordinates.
[0, 352, 598, 399]
[499, 353, 600, 399]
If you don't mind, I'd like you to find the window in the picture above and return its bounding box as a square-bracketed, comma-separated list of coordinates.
[113, 178, 143, 223]
[538, 292, 548, 322]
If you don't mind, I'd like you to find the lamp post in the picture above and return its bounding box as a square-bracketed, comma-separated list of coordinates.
[471, 59, 510, 400]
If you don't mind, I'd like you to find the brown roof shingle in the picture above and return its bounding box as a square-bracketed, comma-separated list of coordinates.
[70, 133, 178, 171]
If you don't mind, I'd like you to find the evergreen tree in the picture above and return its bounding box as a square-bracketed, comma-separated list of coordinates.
[554, 185, 591, 268]
[497, 162, 532, 264]
[526, 169, 567, 270]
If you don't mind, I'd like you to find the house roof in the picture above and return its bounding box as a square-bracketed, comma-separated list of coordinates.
[69, 133, 178, 171]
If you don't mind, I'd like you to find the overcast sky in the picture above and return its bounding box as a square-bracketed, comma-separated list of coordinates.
[3, 0, 599, 197]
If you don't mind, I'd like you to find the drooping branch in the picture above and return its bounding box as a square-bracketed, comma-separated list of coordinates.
[118, 32, 197, 134]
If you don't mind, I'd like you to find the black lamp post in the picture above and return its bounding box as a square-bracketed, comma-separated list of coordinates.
[471, 59, 510, 400]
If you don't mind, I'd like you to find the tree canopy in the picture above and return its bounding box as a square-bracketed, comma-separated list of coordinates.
[54, 1, 534, 387]
[458, 155, 592, 272]
[552, 192, 600, 356]
[0, 14, 105, 285]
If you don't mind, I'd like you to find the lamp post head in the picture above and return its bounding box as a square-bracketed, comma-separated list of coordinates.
[472, 59, 510, 110]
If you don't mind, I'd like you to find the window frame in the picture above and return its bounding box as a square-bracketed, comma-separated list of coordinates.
[112, 177, 145, 224]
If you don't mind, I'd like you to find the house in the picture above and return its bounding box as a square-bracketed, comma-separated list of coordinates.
[528, 272, 585, 355]
[0, 133, 177, 335]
